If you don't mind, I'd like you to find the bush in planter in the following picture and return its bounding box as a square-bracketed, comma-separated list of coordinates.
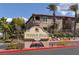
[17, 43, 24, 49]
[54, 32, 69, 37]
[73, 32, 79, 37]
[64, 32, 73, 37]
[54, 32, 63, 37]
[56, 40, 68, 46]
[7, 42, 24, 50]
[7, 43, 17, 49]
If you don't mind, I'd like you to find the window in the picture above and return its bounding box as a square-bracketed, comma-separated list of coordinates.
[43, 27, 47, 31]
[35, 28, 39, 32]
[48, 16, 52, 19]
[42, 16, 47, 22]
[63, 19, 72, 32]
[76, 19, 79, 23]
[35, 16, 40, 21]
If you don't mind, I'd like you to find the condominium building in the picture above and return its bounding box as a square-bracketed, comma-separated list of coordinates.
[26, 14, 79, 33]
[24, 14, 79, 48]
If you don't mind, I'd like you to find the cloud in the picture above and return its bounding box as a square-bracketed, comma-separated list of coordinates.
[61, 11, 68, 15]
[56, 3, 77, 16]
[57, 6, 61, 10]
[6, 18, 12, 22]
[6, 17, 28, 23]
[57, 3, 78, 11]
[0, 33, 3, 37]
[66, 11, 75, 16]
[22, 17, 28, 22]
[56, 11, 67, 16]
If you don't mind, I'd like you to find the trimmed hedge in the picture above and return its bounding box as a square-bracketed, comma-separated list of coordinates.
[54, 32, 79, 37]
[56, 40, 68, 46]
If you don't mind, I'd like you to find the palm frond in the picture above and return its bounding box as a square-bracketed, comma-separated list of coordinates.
[70, 4, 78, 12]
[48, 4, 57, 11]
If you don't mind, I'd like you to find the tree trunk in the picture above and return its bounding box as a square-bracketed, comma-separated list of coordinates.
[53, 11, 56, 33]
[74, 11, 77, 34]
[3, 31, 7, 41]
[73, 11, 77, 41]
[3, 32, 5, 40]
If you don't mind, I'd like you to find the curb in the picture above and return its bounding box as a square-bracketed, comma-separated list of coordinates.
[0, 46, 79, 54]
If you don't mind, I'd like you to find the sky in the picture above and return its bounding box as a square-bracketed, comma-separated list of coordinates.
[0, 3, 77, 22]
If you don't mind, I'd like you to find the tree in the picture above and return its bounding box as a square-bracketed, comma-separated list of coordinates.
[0, 17, 12, 40]
[69, 4, 78, 34]
[47, 4, 57, 33]
[11, 17, 25, 39]
[48, 23, 58, 34]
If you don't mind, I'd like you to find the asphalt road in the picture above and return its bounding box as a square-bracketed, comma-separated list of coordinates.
[1, 47, 79, 55]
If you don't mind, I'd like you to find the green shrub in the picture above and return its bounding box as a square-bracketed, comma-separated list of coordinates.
[7, 42, 24, 49]
[17, 43, 24, 49]
[7, 43, 17, 49]
[4, 40, 12, 43]
[56, 41, 68, 46]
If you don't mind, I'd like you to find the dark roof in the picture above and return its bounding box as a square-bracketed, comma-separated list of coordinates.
[26, 13, 75, 24]
[32, 14, 75, 18]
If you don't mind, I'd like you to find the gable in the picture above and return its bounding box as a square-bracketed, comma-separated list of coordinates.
[24, 26, 50, 40]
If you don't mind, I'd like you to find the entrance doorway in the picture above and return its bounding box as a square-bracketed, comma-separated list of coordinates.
[30, 42, 44, 48]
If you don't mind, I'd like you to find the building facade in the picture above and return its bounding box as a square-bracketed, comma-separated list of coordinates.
[26, 14, 79, 33]
[24, 14, 79, 48]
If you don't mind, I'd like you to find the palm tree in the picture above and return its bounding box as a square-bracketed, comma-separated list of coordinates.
[69, 4, 78, 34]
[0, 17, 12, 40]
[47, 4, 57, 33]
